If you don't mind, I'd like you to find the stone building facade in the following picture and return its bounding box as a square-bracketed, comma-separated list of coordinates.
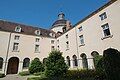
[0, 0, 120, 75]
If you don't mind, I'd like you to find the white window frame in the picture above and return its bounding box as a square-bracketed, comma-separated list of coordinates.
[15, 26, 21, 32]
[14, 35, 20, 40]
[35, 30, 41, 35]
[78, 26, 83, 32]
[99, 12, 107, 20]
[35, 45, 40, 53]
[13, 43, 19, 51]
[79, 35, 84, 45]
[101, 23, 111, 37]
[36, 38, 40, 42]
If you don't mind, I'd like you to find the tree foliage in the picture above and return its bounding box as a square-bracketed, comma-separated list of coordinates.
[29, 58, 44, 74]
[45, 50, 68, 77]
[103, 48, 120, 80]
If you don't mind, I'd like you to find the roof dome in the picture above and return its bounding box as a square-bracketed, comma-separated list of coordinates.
[51, 11, 67, 29]
[51, 19, 67, 29]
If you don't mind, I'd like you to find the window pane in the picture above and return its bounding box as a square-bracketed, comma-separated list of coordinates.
[99, 12, 107, 20]
[23, 58, 30, 68]
[79, 35, 84, 44]
[13, 43, 19, 51]
[0, 58, 3, 69]
[35, 45, 39, 52]
[102, 23, 111, 36]
[79, 26, 83, 32]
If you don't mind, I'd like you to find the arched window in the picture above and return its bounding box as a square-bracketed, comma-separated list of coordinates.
[0, 57, 3, 69]
[73, 55, 78, 67]
[91, 51, 99, 66]
[80, 53, 88, 69]
[43, 58, 47, 64]
[23, 58, 30, 69]
[66, 56, 71, 66]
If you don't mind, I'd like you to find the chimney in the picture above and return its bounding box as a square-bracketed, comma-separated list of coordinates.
[66, 20, 71, 30]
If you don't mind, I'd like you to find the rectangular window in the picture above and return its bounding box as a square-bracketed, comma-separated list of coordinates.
[66, 41, 69, 49]
[51, 40, 54, 44]
[14, 35, 20, 40]
[78, 26, 83, 32]
[13, 43, 19, 51]
[35, 45, 40, 52]
[101, 23, 111, 36]
[79, 35, 84, 45]
[63, 27, 66, 32]
[51, 46, 55, 50]
[66, 34, 68, 39]
[15, 26, 21, 32]
[57, 40, 59, 44]
[99, 12, 107, 20]
[36, 38, 40, 42]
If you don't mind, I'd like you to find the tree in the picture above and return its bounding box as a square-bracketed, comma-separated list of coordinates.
[45, 50, 68, 77]
[103, 48, 120, 80]
[29, 58, 44, 74]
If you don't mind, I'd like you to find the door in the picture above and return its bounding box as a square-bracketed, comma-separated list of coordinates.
[7, 57, 19, 74]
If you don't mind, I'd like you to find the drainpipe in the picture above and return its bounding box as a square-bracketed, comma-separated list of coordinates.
[75, 27, 80, 69]
[4, 32, 12, 74]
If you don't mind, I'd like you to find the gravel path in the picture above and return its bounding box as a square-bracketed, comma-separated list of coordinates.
[0, 74, 36, 80]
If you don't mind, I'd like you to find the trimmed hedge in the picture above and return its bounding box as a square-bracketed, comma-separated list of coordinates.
[28, 69, 98, 80]
[0, 73, 5, 78]
[63, 69, 97, 80]
[19, 71, 30, 76]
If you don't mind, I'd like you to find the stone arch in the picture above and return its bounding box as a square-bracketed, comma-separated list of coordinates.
[43, 58, 47, 64]
[72, 55, 78, 67]
[23, 58, 30, 69]
[80, 53, 88, 69]
[91, 51, 99, 57]
[0, 57, 3, 70]
[66, 56, 71, 66]
[91, 51, 99, 67]
[7, 57, 19, 74]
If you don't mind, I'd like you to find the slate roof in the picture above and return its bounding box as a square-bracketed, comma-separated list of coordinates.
[0, 20, 55, 38]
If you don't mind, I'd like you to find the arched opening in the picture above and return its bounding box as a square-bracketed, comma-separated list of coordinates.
[7, 57, 19, 74]
[80, 53, 88, 69]
[91, 51, 99, 67]
[43, 58, 47, 64]
[72, 55, 78, 67]
[66, 56, 71, 66]
[23, 58, 30, 69]
[0, 57, 3, 70]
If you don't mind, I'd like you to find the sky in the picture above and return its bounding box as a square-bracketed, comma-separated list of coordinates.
[0, 0, 109, 29]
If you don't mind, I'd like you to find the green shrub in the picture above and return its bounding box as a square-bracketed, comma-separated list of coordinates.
[34, 72, 45, 76]
[0, 73, 5, 78]
[103, 48, 120, 80]
[29, 58, 44, 74]
[94, 55, 103, 68]
[19, 71, 30, 76]
[63, 69, 97, 80]
[45, 50, 68, 77]
[27, 77, 40, 80]
[28, 69, 97, 80]
[95, 57, 106, 80]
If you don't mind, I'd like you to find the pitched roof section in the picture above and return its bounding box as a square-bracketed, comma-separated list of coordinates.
[0, 20, 55, 38]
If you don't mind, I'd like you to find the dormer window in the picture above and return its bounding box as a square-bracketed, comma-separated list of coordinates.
[49, 33, 55, 37]
[15, 25, 21, 32]
[35, 30, 41, 35]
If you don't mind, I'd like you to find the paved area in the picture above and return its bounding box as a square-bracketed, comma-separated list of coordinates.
[0, 74, 36, 80]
